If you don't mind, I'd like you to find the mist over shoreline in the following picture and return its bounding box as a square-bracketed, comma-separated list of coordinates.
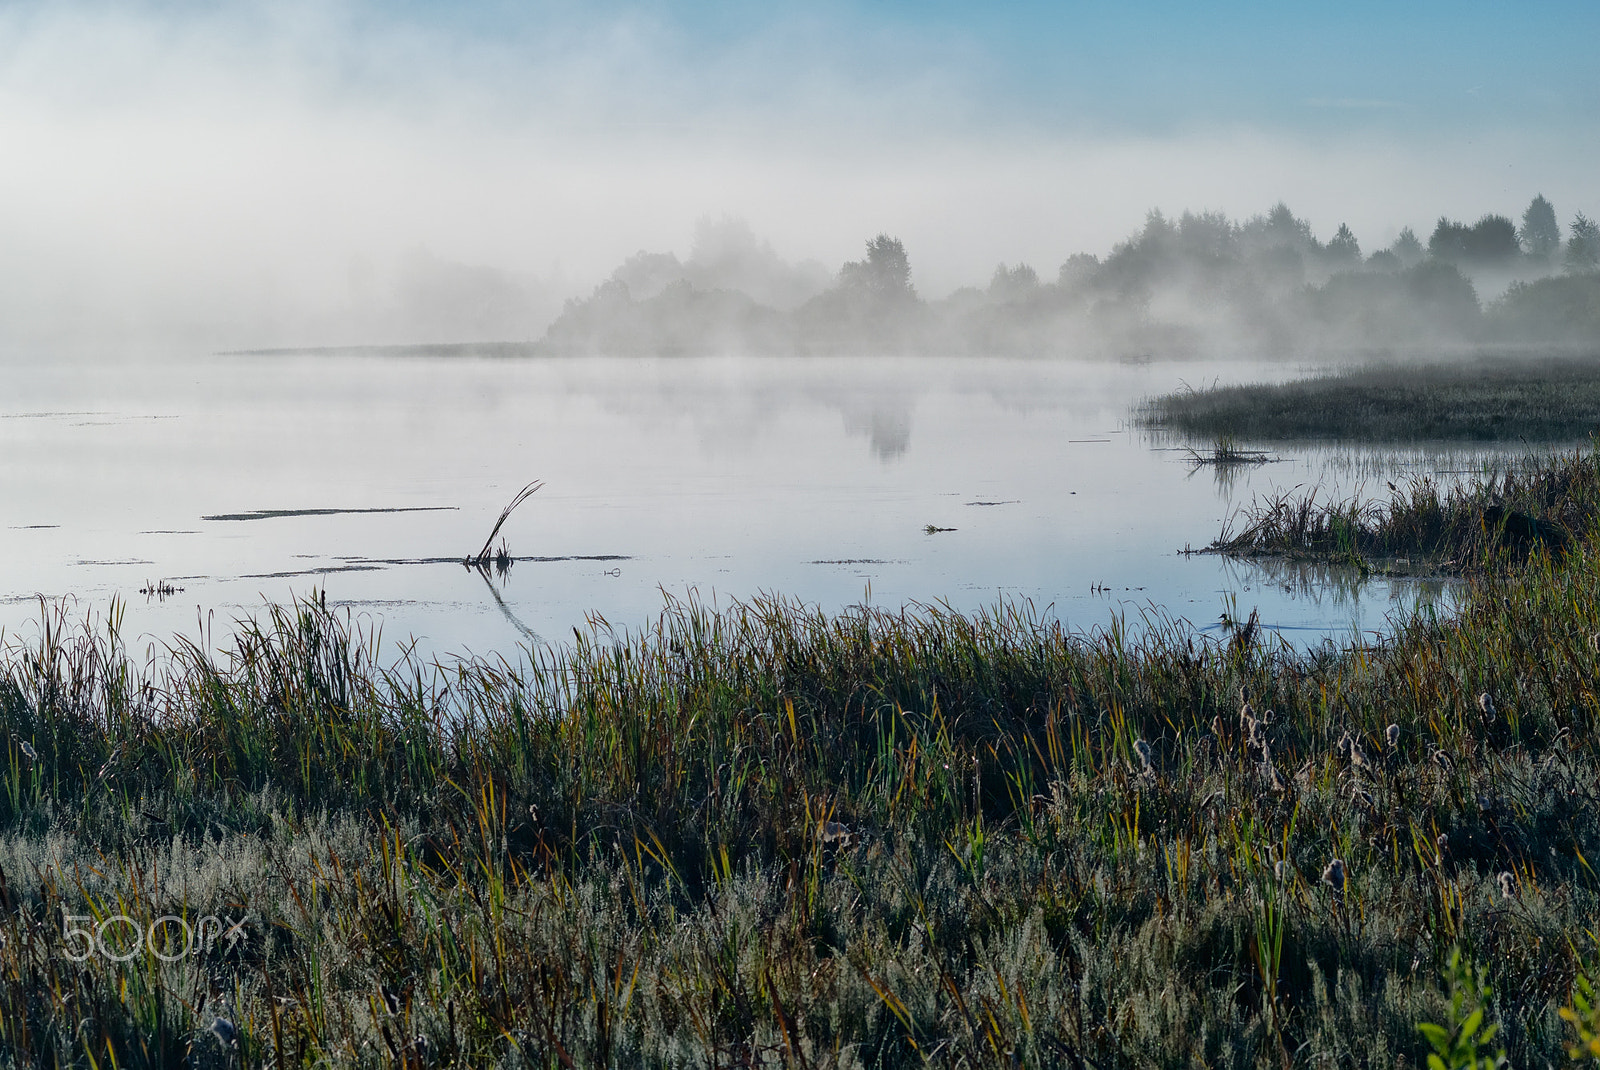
[212, 199, 1600, 362]
[1, 1, 1596, 357]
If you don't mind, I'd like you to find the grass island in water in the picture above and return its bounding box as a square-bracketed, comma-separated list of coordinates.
[1141, 355, 1600, 444]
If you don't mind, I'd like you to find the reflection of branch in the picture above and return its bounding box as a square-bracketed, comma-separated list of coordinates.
[474, 565, 541, 644]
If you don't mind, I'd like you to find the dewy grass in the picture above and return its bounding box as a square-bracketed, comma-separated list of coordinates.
[5, 467, 1600, 1064]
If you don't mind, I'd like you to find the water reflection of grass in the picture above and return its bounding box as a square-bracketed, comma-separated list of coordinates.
[4, 469, 1600, 1063]
[1219, 553, 1458, 611]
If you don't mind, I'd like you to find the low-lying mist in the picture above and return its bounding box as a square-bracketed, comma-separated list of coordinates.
[2, 2, 1596, 358]
[539, 199, 1600, 359]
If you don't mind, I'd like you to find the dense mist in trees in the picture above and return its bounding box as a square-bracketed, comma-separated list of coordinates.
[538, 195, 1600, 357]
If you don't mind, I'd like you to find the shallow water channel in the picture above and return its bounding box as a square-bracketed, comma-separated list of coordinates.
[1, 352, 1476, 660]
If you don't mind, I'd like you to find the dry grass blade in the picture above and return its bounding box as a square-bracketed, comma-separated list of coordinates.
[471, 480, 543, 564]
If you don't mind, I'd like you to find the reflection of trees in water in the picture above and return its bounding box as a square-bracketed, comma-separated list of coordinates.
[840, 404, 912, 461]
[1221, 555, 1457, 612]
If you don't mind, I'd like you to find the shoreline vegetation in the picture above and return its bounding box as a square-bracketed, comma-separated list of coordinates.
[1142, 356, 1600, 443]
[6, 457, 1600, 1065]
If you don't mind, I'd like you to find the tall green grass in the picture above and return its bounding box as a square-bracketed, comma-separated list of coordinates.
[4, 457, 1600, 1064]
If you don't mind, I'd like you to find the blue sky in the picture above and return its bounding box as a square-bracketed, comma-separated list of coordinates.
[350, 0, 1600, 134]
[0, 0, 1596, 347]
[23, 0, 1590, 136]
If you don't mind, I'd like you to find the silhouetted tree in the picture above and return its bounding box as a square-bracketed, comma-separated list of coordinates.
[988, 263, 1039, 300]
[1057, 253, 1100, 289]
[1468, 215, 1519, 262]
[1266, 203, 1312, 245]
[1391, 227, 1424, 266]
[840, 234, 916, 304]
[1177, 210, 1236, 265]
[1428, 215, 1519, 265]
[1568, 213, 1600, 273]
[1519, 195, 1560, 259]
[1495, 274, 1600, 339]
[1326, 223, 1361, 267]
[1098, 210, 1182, 297]
[1407, 260, 1480, 321]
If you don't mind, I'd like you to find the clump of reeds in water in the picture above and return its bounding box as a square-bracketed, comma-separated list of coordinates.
[3, 462, 1600, 1064]
[1208, 448, 1597, 572]
[1183, 432, 1272, 468]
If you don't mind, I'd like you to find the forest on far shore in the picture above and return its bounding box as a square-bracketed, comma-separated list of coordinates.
[538, 195, 1600, 357]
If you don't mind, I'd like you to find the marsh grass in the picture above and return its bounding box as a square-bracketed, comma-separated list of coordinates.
[4, 466, 1600, 1063]
[1140, 356, 1600, 443]
[1208, 449, 1600, 572]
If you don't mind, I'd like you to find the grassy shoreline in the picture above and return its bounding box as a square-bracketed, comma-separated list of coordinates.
[1142, 356, 1600, 443]
[4, 463, 1600, 1064]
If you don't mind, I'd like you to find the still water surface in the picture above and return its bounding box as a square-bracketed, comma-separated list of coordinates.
[1, 353, 1465, 659]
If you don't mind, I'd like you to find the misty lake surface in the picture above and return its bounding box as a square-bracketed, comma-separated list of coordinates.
[2, 352, 1469, 660]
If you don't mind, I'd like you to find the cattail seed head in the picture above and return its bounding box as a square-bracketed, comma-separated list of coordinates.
[1498, 871, 1517, 899]
[1247, 722, 1265, 752]
[1385, 724, 1400, 752]
[17, 740, 36, 763]
[1133, 739, 1153, 771]
[1337, 731, 1367, 771]
[1322, 858, 1346, 893]
[1210, 714, 1230, 744]
[1478, 692, 1495, 718]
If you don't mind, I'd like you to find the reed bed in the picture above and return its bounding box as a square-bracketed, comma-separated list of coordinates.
[1209, 449, 1600, 572]
[1140, 357, 1600, 443]
[3, 475, 1600, 1063]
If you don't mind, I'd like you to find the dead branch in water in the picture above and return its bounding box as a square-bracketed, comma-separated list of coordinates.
[467, 480, 543, 568]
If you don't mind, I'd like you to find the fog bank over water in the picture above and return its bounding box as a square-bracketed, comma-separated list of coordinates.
[0, 1, 1596, 355]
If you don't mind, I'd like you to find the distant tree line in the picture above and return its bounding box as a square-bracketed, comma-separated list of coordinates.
[537, 195, 1600, 356]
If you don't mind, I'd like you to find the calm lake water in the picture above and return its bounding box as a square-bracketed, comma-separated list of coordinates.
[2, 352, 1467, 661]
